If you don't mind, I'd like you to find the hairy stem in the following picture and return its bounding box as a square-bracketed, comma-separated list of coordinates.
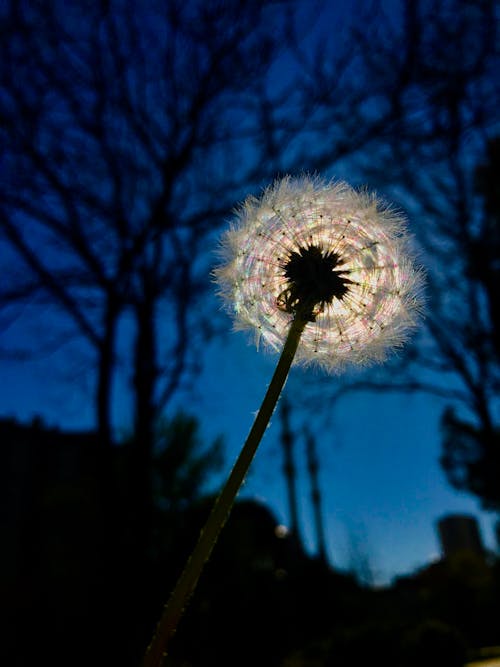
[142, 315, 307, 667]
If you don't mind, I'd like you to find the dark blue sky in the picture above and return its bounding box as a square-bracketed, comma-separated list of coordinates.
[1, 0, 498, 587]
[139, 328, 499, 585]
[1, 305, 496, 586]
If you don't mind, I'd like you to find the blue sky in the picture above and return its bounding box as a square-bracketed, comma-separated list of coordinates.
[2, 304, 496, 587]
[1, 0, 497, 588]
[176, 325, 499, 585]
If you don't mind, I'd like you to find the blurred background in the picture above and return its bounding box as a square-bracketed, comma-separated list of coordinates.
[1, 1, 499, 665]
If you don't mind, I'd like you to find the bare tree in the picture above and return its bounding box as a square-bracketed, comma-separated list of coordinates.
[0, 1, 319, 570]
[0, 0, 294, 456]
[440, 137, 500, 510]
[295, 0, 500, 510]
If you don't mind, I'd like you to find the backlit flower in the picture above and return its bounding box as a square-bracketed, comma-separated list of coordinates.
[215, 175, 423, 372]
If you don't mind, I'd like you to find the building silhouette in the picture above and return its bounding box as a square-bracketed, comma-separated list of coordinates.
[437, 513, 485, 559]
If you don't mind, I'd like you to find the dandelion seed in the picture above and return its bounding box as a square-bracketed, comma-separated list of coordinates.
[215, 174, 424, 372]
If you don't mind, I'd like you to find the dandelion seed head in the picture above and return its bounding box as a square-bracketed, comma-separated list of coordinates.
[215, 175, 424, 373]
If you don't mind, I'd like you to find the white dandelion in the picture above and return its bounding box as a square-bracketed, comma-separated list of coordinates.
[216, 174, 423, 372]
[143, 176, 424, 665]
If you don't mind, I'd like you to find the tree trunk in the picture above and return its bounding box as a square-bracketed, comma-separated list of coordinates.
[96, 295, 120, 453]
[131, 286, 158, 557]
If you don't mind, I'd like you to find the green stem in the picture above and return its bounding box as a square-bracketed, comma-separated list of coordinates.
[142, 315, 307, 667]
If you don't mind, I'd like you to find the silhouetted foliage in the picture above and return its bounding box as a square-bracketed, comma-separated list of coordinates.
[441, 406, 500, 511]
[401, 619, 467, 667]
[0, 414, 223, 666]
[153, 412, 223, 513]
[2, 416, 500, 665]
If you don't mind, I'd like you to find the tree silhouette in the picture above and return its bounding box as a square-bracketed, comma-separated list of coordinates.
[153, 412, 223, 514]
[360, 2, 500, 513]
[2, 2, 499, 663]
[298, 0, 500, 513]
[0, 0, 295, 502]
[0, 412, 226, 666]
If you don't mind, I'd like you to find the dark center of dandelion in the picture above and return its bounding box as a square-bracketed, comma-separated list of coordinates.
[278, 245, 352, 321]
